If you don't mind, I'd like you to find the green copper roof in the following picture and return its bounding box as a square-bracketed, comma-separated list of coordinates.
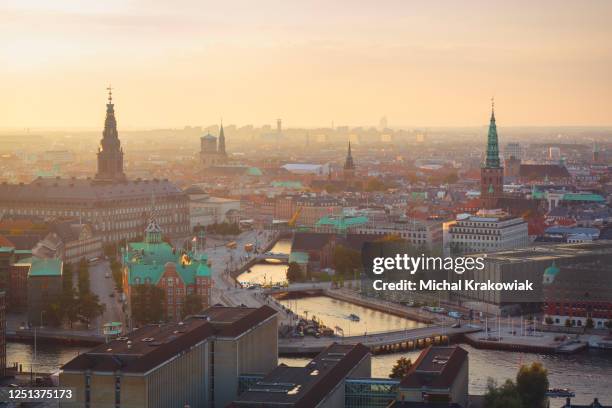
[562, 193, 605, 202]
[316, 215, 369, 230]
[28, 258, 63, 277]
[543, 262, 560, 276]
[484, 106, 501, 168]
[125, 241, 210, 285]
[289, 251, 309, 264]
[247, 167, 263, 176]
[271, 181, 303, 189]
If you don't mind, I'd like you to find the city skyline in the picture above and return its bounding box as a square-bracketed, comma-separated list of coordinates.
[2, 0, 612, 129]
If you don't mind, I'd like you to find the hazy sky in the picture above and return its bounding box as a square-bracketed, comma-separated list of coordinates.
[2, 0, 611, 129]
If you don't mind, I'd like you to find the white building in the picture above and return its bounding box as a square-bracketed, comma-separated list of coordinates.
[185, 186, 240, 230]
[444, 209, 528, 255]
[355, 219, 443, 250]
[281, 163, 330, 175]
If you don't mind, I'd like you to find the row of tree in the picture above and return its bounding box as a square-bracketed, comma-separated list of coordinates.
[44, 259, 106, 328]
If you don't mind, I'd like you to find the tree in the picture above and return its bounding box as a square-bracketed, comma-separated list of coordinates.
[516, 362, 549, 408]
[131, 284, 166, 325]
[286, 262, 303, 284]
[77, 258, 90, 296]
[544, 316, 553, 325]
[181, 293, 204, 318]
[332, 245, 361, 278]
[389, 357, 412, 379]
[586, 317, 594, 329]
[565, 318, 572, 327]
[484, 378, 522, 408]
[78, 292, 106, 324]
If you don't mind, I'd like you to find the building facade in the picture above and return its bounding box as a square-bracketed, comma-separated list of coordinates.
[123, 219, 212, 323]
[60, 305, 278, 408]
[200, 123, 227, 168]
[444, 209, 528, 255]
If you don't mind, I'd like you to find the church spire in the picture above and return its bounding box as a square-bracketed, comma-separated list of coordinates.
[95, 85, 126, 182]
[218, 120, 226, 155]
[344, 141, 355, 170]
[485, 97, 500, 169]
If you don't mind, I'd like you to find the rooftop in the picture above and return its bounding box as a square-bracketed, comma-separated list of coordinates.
[62, 305, 277, 374]
[230, 343, 370, 407]
[400, 346, 468, 389]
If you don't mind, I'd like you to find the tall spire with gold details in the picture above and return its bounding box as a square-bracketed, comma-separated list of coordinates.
[95, 85, 126, 182]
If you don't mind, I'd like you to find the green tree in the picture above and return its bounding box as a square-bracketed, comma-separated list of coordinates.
[544, 316, 553, 325]
[484, 378, 522, 408]
[389, 357, 412, 379]
[585, 317, 594, 329]
[286, 262, 304, 284]
[565, 318, 572, 327]
[77, 258, 90, 296]
[516, 362, 549, 408]
[131, 285, 166, 325]
[181, 293, 204, 318]
[332, 245, 361, 278]
[78, 292, 106, 324]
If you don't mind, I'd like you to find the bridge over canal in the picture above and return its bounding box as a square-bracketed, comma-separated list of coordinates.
[278, 324, 481, 355]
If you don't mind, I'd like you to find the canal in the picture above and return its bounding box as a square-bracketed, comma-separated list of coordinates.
[6, 236, 612, 404]
[280, 346, 612, 405]
[236, 238, 291, 286]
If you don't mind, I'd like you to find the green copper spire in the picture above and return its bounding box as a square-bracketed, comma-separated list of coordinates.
[485, 98, 501, 168]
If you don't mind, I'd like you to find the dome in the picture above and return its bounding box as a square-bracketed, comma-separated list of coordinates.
[201, 133, 217, 141]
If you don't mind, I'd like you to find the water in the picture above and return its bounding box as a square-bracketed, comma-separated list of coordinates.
[6, 342, 91, 374]
[279, 295, 425, 336]
[281, 346, 612, 404]
[236, 238, 291, 286]
[277, 293, 612, 404]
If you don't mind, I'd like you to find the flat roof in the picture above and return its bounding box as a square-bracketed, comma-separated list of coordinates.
[62, 305, 277, 374]
[400, 346, 468, 390]
[230, 343, 370, 407]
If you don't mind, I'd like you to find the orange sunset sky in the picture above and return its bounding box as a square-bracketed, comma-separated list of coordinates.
[2, 0, 611, 129]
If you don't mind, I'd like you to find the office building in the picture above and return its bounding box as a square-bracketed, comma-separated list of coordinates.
[230, 343, 370, 408]
[60, 305, 278, 408]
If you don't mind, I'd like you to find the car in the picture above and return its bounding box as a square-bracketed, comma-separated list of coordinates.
[451, 323, 461, 328]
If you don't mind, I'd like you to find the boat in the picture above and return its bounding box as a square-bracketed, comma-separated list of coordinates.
[546, 388, 575, 398]
[348, 314, 360, 322]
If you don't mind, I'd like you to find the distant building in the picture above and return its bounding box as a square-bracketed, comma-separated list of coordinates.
[504, 142, 521, 160]
[185, 186, 241, 230]
[281, 163, 330, 176]
[123, 219, 211, 323]
[25, 257, 63, 326]
[355, 219, 443, 250]
[392, 346, 468, 408]
[543, 260, 612, 329]
[480, 103, 504, 209]
[32, 220, 103, 265]
[230, 343, 370, 408]
[200, 123, 228, 167]
[444, 209, 528, 255]
[0, 90, 190, 243]
[343, 141, 356, 180]
[454, 241, 612, 315]
[60, 305, 278, 408]
[0, 290, 5, 379]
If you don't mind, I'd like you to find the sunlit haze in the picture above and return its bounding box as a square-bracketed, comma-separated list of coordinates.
[2, 0, 612, 129]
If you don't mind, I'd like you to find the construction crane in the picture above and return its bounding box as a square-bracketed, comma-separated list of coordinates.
[288, 207, 303, 228]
